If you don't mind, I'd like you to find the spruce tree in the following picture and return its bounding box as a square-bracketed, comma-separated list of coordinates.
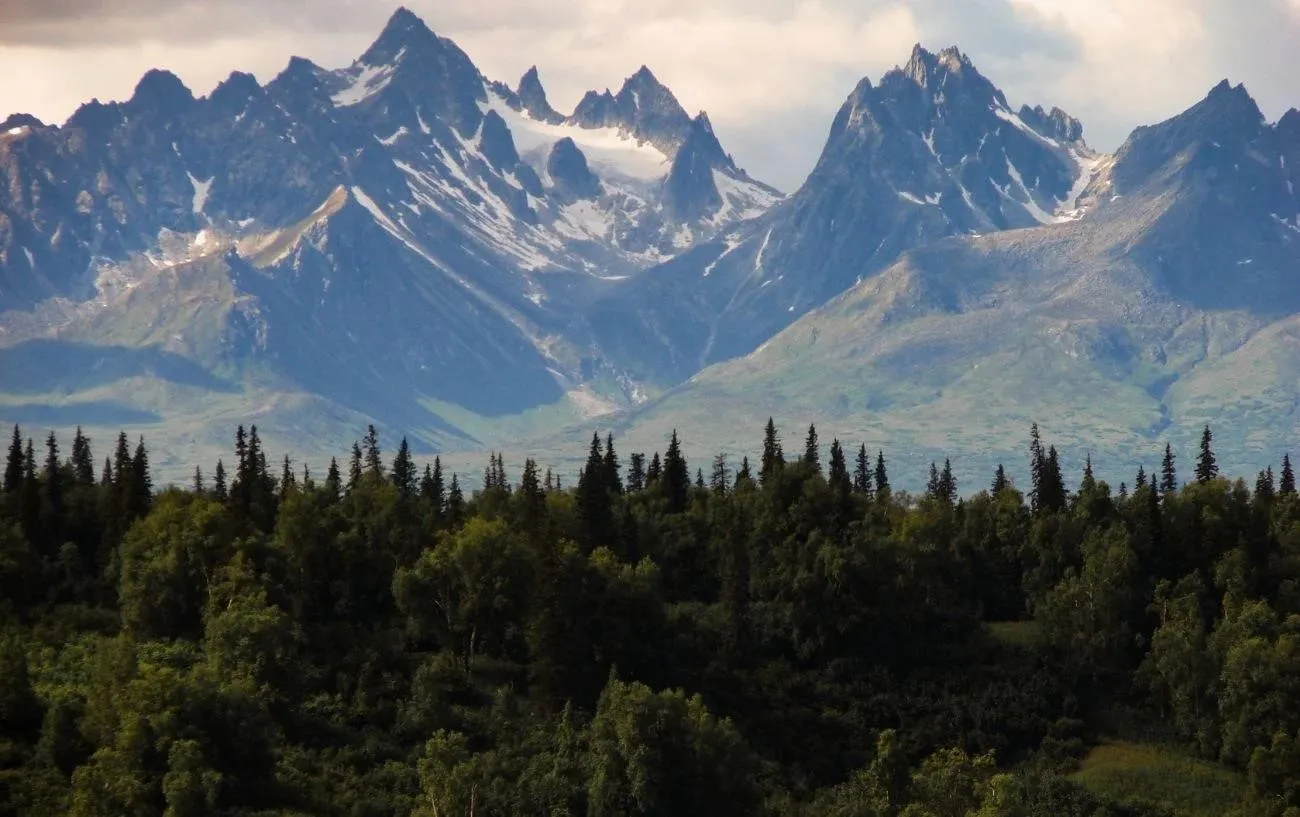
[193, 466, 205, 495]
[760, 418, 783, 485]
[363, 425, 382, 476]
[1161, 443, 1178, 495]
[1044, 446, 1065, 512]
[348, 443, 363, 491]
[735, 456, 752, 488]
[20, 439, 39, 542]
[662, 431, 690, 512]
[447, 474, 465, 525]
[3, 425, 23, 495]
[1282, 454, 1296, 496]
[70, 426, 95, 486]
[1118, 482, 1128, 501]
[992, 464, 1008, 494]
[939, 458, 956, 504]
[42, 431, 62, 545]
[280, 454, 296, 496]
[214, 460, 228, 502]
[927, 462, 941, 499]
[603, 434, 623, 494]
[130, 436, 153, 520]
[577, 434, 613, 550]
[1256, 468, 1276, 502]
[391, 437, 415, 495]
[828, 440, 849, 494]
[628, 454, 646, 492]
[803, 424, 820, 473]
[874, 451, 890, 496]
[696, 468, 705, 489]
[647, 452, 662, 485]
[853, 444, 872, 496]
[1135, 465, 1147, 490]
[323, 458, 340, 501]
[100, 457, 112, 490]
[1195, 425, 1218, 484]
[1029, 423, 1045, 514]
[1080, 453, 1097, 494]
[710, 453, 730, 496]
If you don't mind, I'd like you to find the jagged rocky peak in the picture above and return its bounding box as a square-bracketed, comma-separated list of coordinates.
[903, 43, 973, 85]
[568, 65, 693, 153]
[516, 66, 564, 124]
[210, 71, 262, 108]
[547, 137, 601, 200]
[129, 68, 197, 116]
[665, 112, 728, 220]
[1277, 108, 1300, 141]
[478, 109, 521, 170]
[361, 5, 440, 65]
[1019, 104, 1084, 143]
[0, 113, 44, 132]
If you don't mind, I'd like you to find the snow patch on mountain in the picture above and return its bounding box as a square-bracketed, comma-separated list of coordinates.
[484, 92, 669, 182]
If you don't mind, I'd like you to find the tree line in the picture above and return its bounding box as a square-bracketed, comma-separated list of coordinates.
[0, 418, 1298, 816]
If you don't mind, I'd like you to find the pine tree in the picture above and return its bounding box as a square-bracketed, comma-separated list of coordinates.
[193, 466, 205, 495]
[1029, 424, 1045, 514]
[735, 456, 752, 488]
[803, 424, 820, 473]
[991, 464, 1008, 494]
[363, 425, 382, 476]
[324, 457, 340, 501]
[391, 437, 415, 495]
[421, 457, 445, 517]
[603, 434, 623, 494]
[4, 425, 23, 495]
[1282, 454, 1296, 495]
[853, 444, 872, 496]
[42, 431, 63, 544]
[1195, 425, 1218, 484]
[214, 460, 228, 502]
[70, 426, 95, 486]
[1256, 468, 1276, 502]
[1161, 443, 1178, 495]
[628, 454, 646, 492]
[348, 443, 363, 491]
[647, 452, 662, 485]
[232, 425, 249, 511]
[927, 462, 941, 499]
[447, 474, 465, 525]
[520, 458, 545, 527]
[1135, 465, 1147, 490]
[101, 457, 112, 489]
[20, 439, 39, 542]
[130, 436, 153, 520]
[301, 462, 313, 490]
[1044, 446, 1065, 512]
[710, 453, 730, 496]
[280, 454, 296, 496]
[828, 440, 849, 494]
[696, 468, 705, 489]
[662, 431, 690, 512]
[577, 434, 613, 550]
[1080, 453, 1097, 494]
[760, 418, 784, 485]
[874, 451, 890, 496]
[1118, 482, 1128, 501]
[938, 458, 956, 504]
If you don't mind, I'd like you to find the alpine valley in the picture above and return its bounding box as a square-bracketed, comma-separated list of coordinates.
[0, 7, 1297, 486]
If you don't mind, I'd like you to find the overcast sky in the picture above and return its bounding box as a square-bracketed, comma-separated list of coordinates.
[0, 0, 1295, 191]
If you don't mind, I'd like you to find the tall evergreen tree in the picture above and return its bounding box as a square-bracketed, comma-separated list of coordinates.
[391, 437, 416, 495]
[1195, 425, 1218, 484]
[662, 431, 690, 512]
[710, 453, 730, 496]
[446, 474, 465, 525]
[3, 425, 23, 495]
[1282, 454, 1296, 496]
[760, 418, 784, 485]
[628, 454, 646, 492]
[348, 443, 363, 492]
[696, 469, 705, 489]
[1080, 453, 1097, 494]
[214, 460, 228, 502]
[927, 462, 941, 499]
[828, 440, 849, 494]
[42, 431, 63, 545]
[603, 434, 623, 495]
[1029, 423, 1045, 514]
[130, 436, 153, 520]
[101, 457, 112, 490]
[1135, 465, 1147, 490]
[20, 439, 39, 542]
[803, 424, 820, 473]
[280, 454, 296, 496]
[70, 426, 95, 486]
[577, 434, 613, 550]
[1161, 443, 1178, 495]
[938, 458, 956, 504]
[421, 457, 445, 517]
[647, 452, 662, 485]
[874, 451, 890, 497]
[323, 457, 340, 501]
[1256, 468, 1276, 502]
[853, 444, 872, 496]
[735, 456, 753, 488]
[363, 425, 382, 476]
[193, 465, 205, 495]
[992, 464, 1008, 494]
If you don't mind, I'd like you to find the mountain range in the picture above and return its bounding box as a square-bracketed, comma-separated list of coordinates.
[0, 6, 1296, 487]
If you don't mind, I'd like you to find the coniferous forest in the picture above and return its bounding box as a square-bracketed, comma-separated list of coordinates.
[2, 420, 1300, 816]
